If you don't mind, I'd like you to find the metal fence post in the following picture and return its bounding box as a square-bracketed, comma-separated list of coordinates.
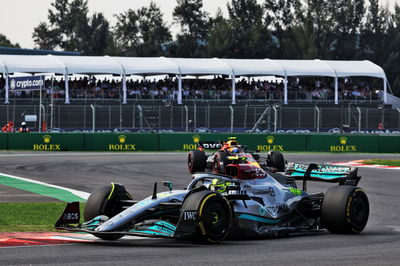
[230, 106, 234, 133]
[357, 107, 361, 132]
[272, 106, 278, 133]
[194, 103, 197, 130]
[39, 104, 45, 133]
[83, 105, 86, 129]
[90, 104, 95, 132]
[244, 104, 247, 129]
[137, 105, 143, 131]
[184, 105, 188, 132]
[397, 108, 400, 129]
[315, 106, 320, 133]
[133, 104, 135, 129]
[170, 105, 173, 128]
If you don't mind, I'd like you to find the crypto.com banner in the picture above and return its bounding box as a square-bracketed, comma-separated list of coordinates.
[9, 75, 44, 90]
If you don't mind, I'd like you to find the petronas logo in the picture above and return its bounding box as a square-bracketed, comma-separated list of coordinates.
[267, 136, 274, 144]
[43, 135, 51, 144]
[340, 136, 348, 145]
[118, 135, 127, 144]
[192, 134, 200, 143]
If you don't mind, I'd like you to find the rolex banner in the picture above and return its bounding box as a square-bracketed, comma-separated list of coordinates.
[84, 133, 158, 151]
[8, 133, 84, 151]
[2, 133, 395, 153]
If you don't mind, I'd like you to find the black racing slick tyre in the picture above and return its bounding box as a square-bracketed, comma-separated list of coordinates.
[213, 151, 229, 174]
[266, 151, 285, 172]
[182, 190, 232, 243]
[188, 150, 207, 173]
[84, 183, 132, 221]
[321, 185, 369, 234]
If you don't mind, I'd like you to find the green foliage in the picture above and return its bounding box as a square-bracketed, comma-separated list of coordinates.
[113, 2, 171, 56]
[27, 0, 400, 91]
[172, 0, 210, 57]
[32, 0, 110, 55]
[0, 34, 20, 48]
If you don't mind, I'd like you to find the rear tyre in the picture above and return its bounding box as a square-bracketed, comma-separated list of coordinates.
[213, 151, 229, 174]
[188, 150, 207, 173]
[182, 190, 232, 243]
[266, 151, 285, 172]
[321, 185, 369, 234]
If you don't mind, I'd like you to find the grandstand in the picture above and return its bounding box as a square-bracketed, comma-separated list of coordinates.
[0, 54, 397, 133]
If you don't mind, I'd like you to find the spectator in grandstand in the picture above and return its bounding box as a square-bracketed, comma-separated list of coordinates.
[0, 74, 5, 90]
[18, 122, 30, 133]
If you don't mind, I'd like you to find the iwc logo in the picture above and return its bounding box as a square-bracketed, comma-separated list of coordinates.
[257, 135, 284, 151]
[182, 134, 201, 150]
[330, 136, 357, 152]
[33, 134, 61, 151]
[108, 135, 136, 151]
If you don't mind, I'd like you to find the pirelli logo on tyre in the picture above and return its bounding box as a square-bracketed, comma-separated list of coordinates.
[108, 135, 136, 151]
[257, 136, 284, 152]
[33, 134, 62, 151]
[330, 136, 357, 152]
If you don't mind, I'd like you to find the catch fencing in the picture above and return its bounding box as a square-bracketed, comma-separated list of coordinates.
[0, 103, 398, 133]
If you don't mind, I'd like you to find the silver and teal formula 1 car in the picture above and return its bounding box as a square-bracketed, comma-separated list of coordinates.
[56, 155, 369, 243]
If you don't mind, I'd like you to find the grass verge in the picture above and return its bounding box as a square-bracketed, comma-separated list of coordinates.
[362, 159, 400, 167]
[0, 202, 85, 232]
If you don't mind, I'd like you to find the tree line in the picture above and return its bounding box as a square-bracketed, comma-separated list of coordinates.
[1, 0, 399, 92]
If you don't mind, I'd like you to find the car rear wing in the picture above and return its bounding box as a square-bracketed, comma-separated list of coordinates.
[285, 163, 360, 186]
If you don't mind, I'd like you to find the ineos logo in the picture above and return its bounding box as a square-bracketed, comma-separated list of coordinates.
[63, 213, 79, 220]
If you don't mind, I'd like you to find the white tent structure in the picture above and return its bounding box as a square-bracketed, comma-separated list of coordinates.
[0, 55, 388, 105]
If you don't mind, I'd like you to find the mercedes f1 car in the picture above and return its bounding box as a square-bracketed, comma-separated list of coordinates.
[56, 152, 369, 243]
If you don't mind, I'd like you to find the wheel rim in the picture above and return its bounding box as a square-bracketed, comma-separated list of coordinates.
[203, 202, 229, 235]
[351, 196, 368, 227]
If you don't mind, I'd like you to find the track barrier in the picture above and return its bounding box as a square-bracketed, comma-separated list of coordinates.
[0, 133, 398, 153]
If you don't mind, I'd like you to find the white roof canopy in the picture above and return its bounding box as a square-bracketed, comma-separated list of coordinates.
[0, 55, 387, 80]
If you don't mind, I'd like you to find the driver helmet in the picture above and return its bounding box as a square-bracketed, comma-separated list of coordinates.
[21, 122, 26, 126]
[228, 146, 240, 153]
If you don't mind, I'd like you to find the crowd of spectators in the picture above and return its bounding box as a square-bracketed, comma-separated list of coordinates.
[0, 74, 381, 102]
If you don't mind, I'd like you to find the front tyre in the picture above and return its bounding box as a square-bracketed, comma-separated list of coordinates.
[182, 190, 232, 243]
[188, 150, 207, 173]
[321, 185, 369, 234]
[84, 183, 132, 241]
[84, 183, 132, 221]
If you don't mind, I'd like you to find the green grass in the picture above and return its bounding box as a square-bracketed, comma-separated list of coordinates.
[0, 202, 85, 232]
[362, 159, 400, 167]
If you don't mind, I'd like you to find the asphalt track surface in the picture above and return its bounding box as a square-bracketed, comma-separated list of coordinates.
[0, 151, 400, 265]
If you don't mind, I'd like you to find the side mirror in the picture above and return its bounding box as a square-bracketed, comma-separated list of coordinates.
[163, 181, 173, 191]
